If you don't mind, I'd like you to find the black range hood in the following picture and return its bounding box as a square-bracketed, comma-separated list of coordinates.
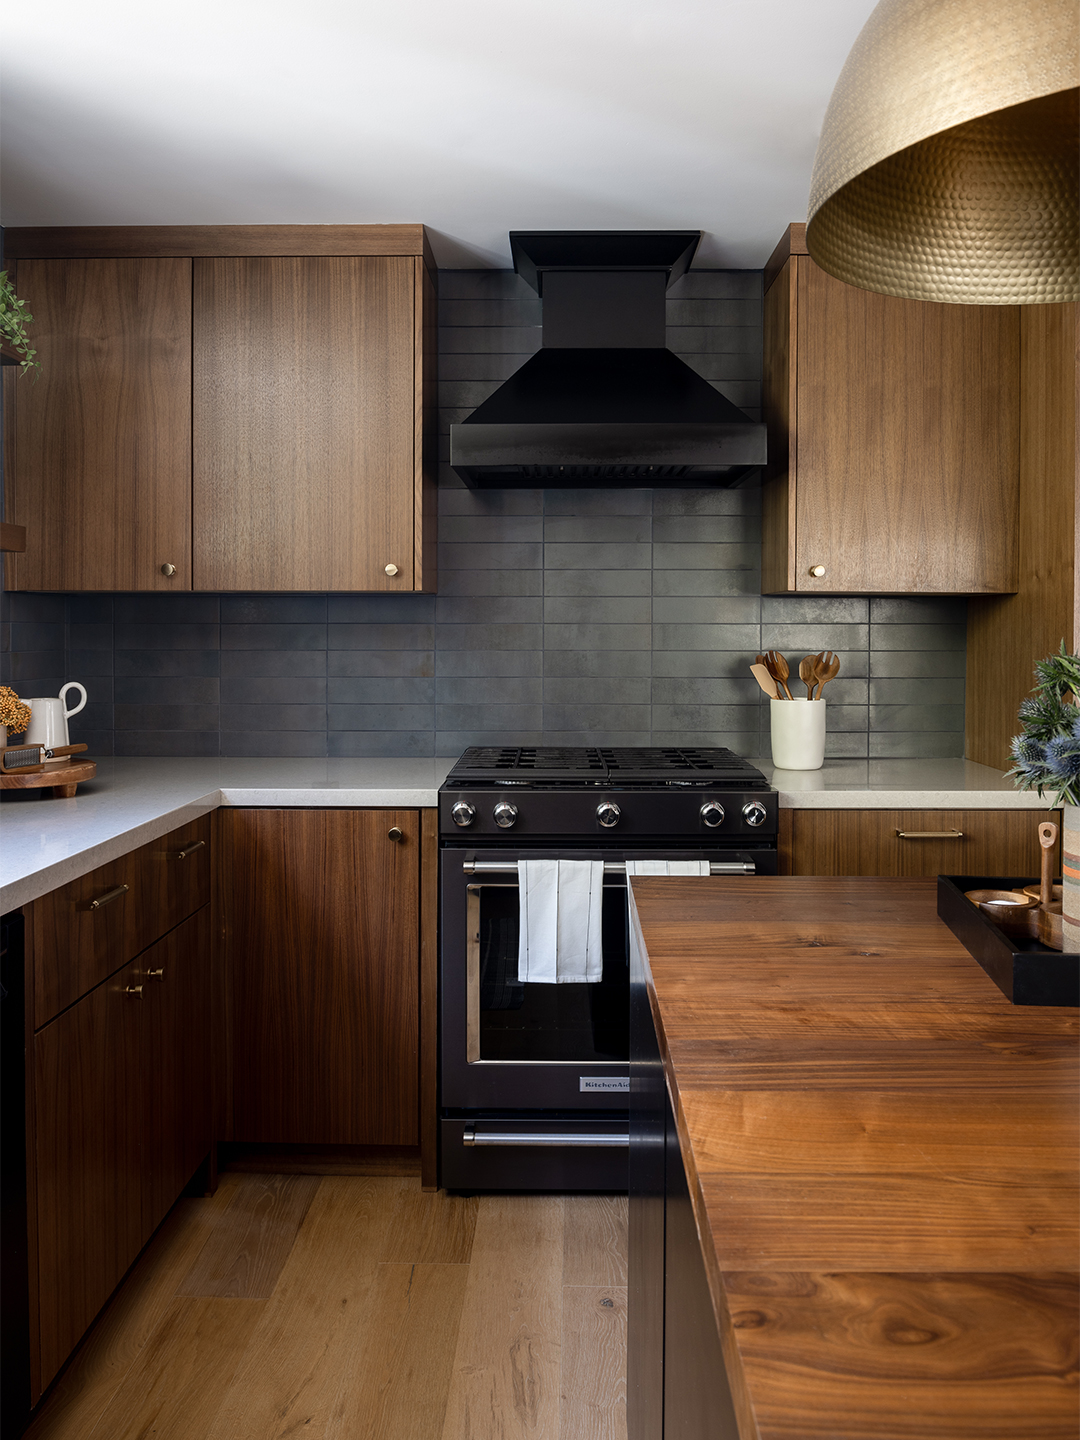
[449, 230, 767, 489]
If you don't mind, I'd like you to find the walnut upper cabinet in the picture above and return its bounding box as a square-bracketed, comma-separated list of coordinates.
[4, 257, 193, 592]
[761, 224, 1021, 596]
[3, 227, 437, 593]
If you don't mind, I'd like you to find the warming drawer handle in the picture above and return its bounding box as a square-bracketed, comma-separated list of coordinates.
[461, 860, 755, 876]
[174, 839, 206, 860]
[462, 1130, 630, 1148]
[82, 884, 129, 912]
[895, 830, 964, 839]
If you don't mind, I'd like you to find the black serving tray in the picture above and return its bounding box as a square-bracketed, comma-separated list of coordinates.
[937, 875, 1078, 1007]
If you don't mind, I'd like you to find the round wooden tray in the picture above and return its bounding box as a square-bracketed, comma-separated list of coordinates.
[0, 759, 97, 798]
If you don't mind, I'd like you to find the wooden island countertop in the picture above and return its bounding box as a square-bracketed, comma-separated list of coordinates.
[630, 875, 1079, 1440]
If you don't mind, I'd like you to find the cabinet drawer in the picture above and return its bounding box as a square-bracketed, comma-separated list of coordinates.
[139, 814, 211, 949]
[33, 856, 143, 1027]
[790, 809, 1062, 878]
[32, 814, 212, 1028]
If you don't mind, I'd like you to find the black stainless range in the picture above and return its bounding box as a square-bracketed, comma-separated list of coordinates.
[438, 746, 777, 1191]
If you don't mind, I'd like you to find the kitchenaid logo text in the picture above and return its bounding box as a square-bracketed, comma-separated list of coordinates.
[580, 1077, 630, 1092]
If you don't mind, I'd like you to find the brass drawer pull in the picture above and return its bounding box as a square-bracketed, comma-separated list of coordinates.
[174, 840, 206, 860]
[124, 984, 143, 998]
[896, 830, 964, 840]
[145, 967, 165, 981]
[83, 884, 129, 911]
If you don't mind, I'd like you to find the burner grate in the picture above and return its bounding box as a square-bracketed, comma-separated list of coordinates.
[448, 745, 768, 787]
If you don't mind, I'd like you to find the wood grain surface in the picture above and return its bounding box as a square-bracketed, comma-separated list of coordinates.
[221, 808, 419, 1146]
[789, 807, 1062, 878]
[966, 302, 1077, 768]
[177, 1173, 320, 1300]
[25, 1179, 628, 1440]
[631, 875, 1079, 1440]
[439, 1196, 564, 1440]
[192, 255, 416, 591]
[5, 224, 429, 259]
[761, 242, 1022, 596]
[7, 258, 192, 592]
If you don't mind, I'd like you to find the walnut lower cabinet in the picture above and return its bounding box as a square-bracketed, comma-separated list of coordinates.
[28, 819, 213, 1398]
[220, 808, 420, 1146]
[782, 809, 1062, 877]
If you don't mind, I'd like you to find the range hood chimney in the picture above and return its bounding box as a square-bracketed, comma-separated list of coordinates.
[449, 230, 767, 489]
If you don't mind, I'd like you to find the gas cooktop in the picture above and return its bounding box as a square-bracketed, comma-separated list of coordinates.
[443, 746, 769, 790]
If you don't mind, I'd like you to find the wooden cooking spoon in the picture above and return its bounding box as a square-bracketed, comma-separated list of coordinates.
[1038, 821, 1058, 909]
[811, 651, 841, 700]
[760, 650, 795, 701]
[798, 655, 815, 699]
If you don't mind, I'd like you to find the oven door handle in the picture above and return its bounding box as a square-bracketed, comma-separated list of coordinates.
[463, 1129, 630, 1148]
[460, 859, 756, 876]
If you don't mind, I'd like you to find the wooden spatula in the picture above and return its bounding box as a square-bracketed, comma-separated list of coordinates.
[750, 663, 780, 698]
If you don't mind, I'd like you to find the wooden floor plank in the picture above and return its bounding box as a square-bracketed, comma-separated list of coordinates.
[440, 1196, 565, 1440]
[326, 1262, 470, 1440]
[563, 1196, 628, 1288]
[25, 1182, 239, 1440]
[203, 1176, 409, 1440]
[82, 1297, 266, 1440]
[560, 1286, 628, 1440]
[381, 1185, 479, 1265]
[177, 1172, 320, 1299]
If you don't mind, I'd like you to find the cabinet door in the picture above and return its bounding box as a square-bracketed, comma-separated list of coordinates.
[193, 256, 416, 591]
[795, 261, 1019, 594]
[222, 808, 419, 1144]
[7, 258, 192, 592]
[34, 959, 145, 1390]
[142, 908, 213, 1232]
[790, 809, 1062, 877]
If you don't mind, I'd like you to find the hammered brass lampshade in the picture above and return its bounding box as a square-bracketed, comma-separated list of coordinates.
[806, 0, 1079, 304]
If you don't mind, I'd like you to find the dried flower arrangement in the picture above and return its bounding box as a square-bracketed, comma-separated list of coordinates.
[1007, 642, 1080, 809]
[0, 686, 32, 736]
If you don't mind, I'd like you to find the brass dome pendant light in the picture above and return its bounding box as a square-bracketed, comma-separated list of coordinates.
[806, 0, 1079, 304]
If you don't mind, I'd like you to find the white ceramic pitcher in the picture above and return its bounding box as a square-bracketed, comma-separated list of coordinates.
[25, 682, 88, 751]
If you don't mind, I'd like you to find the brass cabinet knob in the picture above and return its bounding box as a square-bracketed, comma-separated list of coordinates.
[384, 563, 399, 577]
[124, 984, 144, 998]
[387, 827, 403, 842]
[160, 563, 177, 577]
[145, 967, 165, 981]
[808, 565, 826, 578]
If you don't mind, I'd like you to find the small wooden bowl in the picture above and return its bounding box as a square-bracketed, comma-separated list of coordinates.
[964, 889, 1039, 923]
[1023, 883, 1063, 903]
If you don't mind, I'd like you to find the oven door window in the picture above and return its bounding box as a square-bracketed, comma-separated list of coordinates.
[467, 882, 629, 1063]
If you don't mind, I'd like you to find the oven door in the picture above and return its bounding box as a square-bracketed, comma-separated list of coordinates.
[440, 844, 768, 1112]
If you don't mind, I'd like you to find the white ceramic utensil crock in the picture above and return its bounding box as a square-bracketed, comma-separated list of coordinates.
[770, 697, 826, 771]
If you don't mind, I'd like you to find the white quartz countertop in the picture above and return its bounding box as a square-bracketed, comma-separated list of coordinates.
[0, 755, 1055, 913]
[0, 757, 454, 912]
[748, 757, 1058, 810]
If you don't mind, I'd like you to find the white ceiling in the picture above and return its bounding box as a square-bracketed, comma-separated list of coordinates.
[1, 0, 879, 269]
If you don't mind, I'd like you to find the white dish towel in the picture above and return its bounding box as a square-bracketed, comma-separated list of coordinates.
[624, 860, 711, 877]
[517, 859, 605, 984]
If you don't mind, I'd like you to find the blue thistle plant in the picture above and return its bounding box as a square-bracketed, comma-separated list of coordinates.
[1007, 643, 1080, 808]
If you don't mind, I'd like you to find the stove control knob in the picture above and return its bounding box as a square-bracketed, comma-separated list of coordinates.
[596, 801, 621, 829]
[700, 802, 725, 828]
[451, 801, 476, 828]
[493, 801, 518, 829]
[742, 800, 768, 828]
